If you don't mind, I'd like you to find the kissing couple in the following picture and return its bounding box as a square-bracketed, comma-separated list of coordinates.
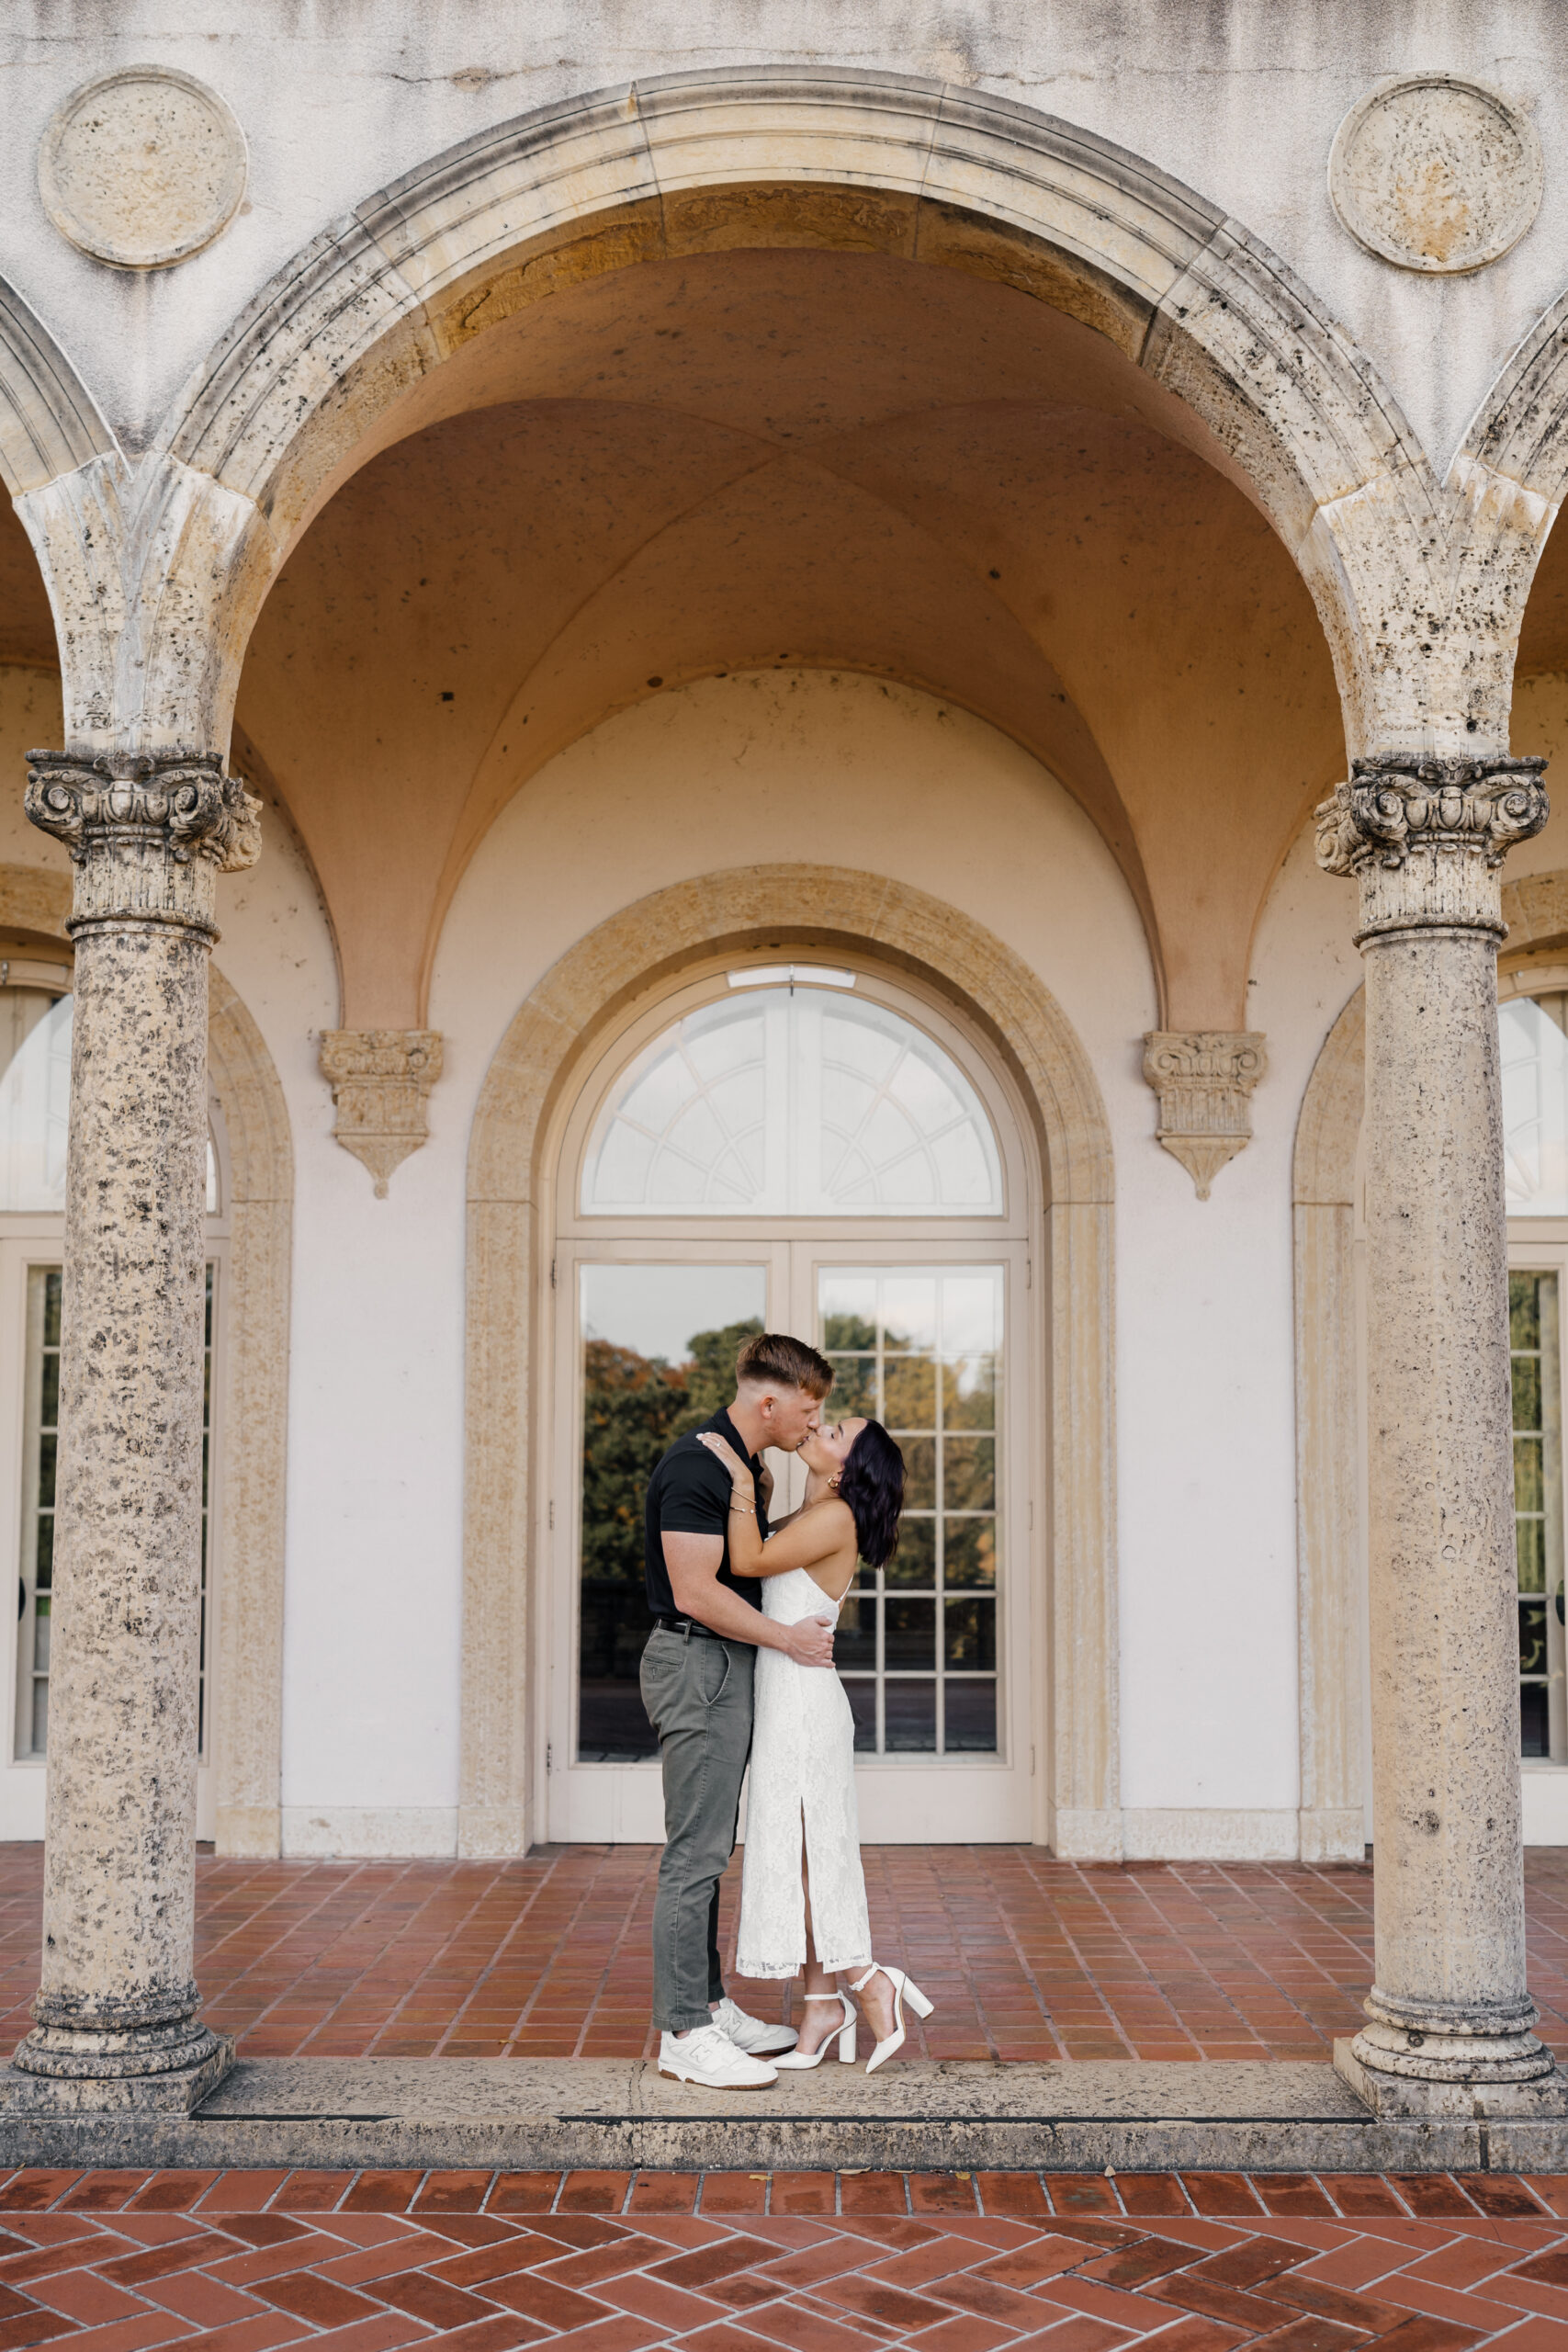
[639, 1329, 934, 2088]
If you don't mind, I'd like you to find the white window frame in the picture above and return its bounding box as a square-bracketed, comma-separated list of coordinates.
[539, 953, 1043, 1848]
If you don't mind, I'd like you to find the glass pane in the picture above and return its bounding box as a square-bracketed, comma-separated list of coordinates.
[944, 1519, 997, 1589]
[1511, 1271, 1567, 1762]
[944, 1680, 998, 1753]
[581, 988, 1002, 1216]
[885, 1680, 937, 1751]
[577, 1263, 765, 1761]
[1505, 1000, 1568, 1214]
[16, 1267, 62, 1758]
[886, 1515, 934, 1588]
[835, 1596, 878, 1673]
[885, 1596, 936, 1668]
[0, 995, 71, 1212]
[945, 1596, 997, 1669]
[818, 1264, 1002, 1756]
[844, 1679, 877, 1753]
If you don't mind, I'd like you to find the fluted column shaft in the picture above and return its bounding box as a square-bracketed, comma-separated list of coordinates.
[3, 752, 258, 2110]
[1320, 752, 1567, 2118]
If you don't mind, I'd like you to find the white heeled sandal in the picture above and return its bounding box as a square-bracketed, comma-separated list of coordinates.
[850, 1962, 934, 2074]
[773, 1990, 857, 2068]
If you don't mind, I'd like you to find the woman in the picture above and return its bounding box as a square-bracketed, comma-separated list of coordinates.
[698, 1415, 934, 2071]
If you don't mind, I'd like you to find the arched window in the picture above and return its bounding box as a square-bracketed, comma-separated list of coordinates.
[0, 961, 227, 1836]
[550, 963, 1033, 1847]
[581, 983, 1003, 1217]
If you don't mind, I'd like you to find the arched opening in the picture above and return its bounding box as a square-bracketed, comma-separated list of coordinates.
[548, 955, 1035, 1841]
[462, 862, 1114, 1860]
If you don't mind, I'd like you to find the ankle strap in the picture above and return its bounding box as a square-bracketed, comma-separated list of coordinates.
[802, 1991, 844, 2001]
[849, 1964, 885, 1993]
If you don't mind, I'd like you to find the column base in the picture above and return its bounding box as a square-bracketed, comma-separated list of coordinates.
[1334, 2035, 1568, 2119]
[0, 2031, 233, 2114]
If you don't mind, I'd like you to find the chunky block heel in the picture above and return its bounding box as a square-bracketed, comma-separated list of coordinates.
[850, 1962, 937, 2073]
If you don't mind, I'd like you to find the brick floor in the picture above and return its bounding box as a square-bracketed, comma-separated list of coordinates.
[0, 2168, 1560, 2346]
[4, 1844, 1566, 2064]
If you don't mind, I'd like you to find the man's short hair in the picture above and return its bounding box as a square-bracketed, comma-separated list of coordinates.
[736, 1330, 835, 1399]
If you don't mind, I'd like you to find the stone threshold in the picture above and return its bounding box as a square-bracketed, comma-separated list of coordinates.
[3, 2058, 1568, 2173]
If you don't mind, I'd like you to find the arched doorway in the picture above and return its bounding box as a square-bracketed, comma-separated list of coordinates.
[547, 956, 1036, 1842]
[460, 861, 1116, 1861]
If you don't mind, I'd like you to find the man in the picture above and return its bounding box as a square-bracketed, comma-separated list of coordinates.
[640, 1330, 837, 2088]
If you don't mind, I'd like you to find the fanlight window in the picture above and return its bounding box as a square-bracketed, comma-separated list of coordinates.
[1504, 993, 1568, 1217]
[581, 987, 1003, 1217]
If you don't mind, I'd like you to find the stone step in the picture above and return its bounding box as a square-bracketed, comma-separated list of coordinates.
[3, 2057, 1567, 2173]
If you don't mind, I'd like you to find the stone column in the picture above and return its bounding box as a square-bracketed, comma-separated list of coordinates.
[1, 751, 259, 2111]
[1318, 752, 1567, 2117]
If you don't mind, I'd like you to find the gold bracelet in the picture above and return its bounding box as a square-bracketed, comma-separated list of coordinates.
[729, 1498, 754, 1515]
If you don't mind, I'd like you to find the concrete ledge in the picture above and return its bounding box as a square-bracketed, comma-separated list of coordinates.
[1, 2058, 1566, 2172]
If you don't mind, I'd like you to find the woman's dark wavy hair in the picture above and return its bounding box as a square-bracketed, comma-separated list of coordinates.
[839, 1419, 906, 1570]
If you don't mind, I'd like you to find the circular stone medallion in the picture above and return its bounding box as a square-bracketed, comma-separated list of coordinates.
[1328, 74, 1542, 274]
[39, 67, 247, 269]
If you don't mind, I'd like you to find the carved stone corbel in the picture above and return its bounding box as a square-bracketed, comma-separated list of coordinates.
[320, 1029, 443, 1197]
[1142, 1031, 1267, 1199]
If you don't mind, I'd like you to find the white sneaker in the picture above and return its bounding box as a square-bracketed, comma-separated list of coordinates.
[710, 1996, 798, 2057]
[658, 2024, 778, 2087]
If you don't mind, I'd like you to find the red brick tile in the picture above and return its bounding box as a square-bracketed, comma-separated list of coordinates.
[702, 2176, 772, 2212]
[341, 2172, 423, 2213]
[411, 2170, 491, 2213]
[771, 2176, 837, 2215]
[143, 2323, 294, 2352]
[425, 2321, 552, 2352]
[195, 2174, 291, 2213]
[837, 2175, 907, 2214]
[1462, 2175, 1549, 2218]
[0, 2180, 79, 2214]
[269, 2171, 353, 2211]
[57, 2177, 151, 2213]
[731, 2299, 888, 2352]
[817, 2268, 957, 2329]
[125, 2174, 219, 2212]
[1391, 2177, 1483, 2219]
[1181, 2174, 1266, 2217]
[628, 2172, 700, 2211]
[249, 2267, 386, 2327]
[908, 2175, 979, 2214]
[488, 2175, 561, 2214]
[1252, 2175, 1337, 2218]
[1113, 2173, 1192, 2216]
[1047, 2175, 1121, 2215]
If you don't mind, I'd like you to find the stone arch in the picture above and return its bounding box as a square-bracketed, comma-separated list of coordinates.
[0, 280, 112, 500]
[1293, 986, 1366, 1864]
[460, 862, 1118, 1859]
[0, 862, 294, 1859]
[147, 66, 1438, 763]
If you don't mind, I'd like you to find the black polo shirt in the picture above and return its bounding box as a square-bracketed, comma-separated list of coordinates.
[644, 1407, 770, 1619]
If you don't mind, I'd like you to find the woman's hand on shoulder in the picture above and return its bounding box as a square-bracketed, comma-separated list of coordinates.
[696, 1430, 749, 1488]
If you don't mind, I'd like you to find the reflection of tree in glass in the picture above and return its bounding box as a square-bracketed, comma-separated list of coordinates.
[581, 1317, 763, 1588]
[823, 1311, 878, 1351]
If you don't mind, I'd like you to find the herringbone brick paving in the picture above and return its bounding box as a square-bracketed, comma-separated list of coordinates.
[0, 2166, 1562, 2347]
[2, 1848, 1565, 2064]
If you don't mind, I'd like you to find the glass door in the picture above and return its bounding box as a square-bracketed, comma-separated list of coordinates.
[547, 1249, 784, 1841]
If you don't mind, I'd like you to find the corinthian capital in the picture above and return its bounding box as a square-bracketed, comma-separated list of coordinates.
[1143, 1031, 1267, 1199]
[1315, 753, 1548, 940]
[25, 751, 262, 936]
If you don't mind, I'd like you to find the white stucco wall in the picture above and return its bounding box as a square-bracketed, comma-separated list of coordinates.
[0, 2, 1563, 477]
[423, 668, 1303, 1849]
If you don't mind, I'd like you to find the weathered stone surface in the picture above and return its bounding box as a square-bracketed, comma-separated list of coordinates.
[12, 752, 257, 2101]
[39, 68, 248, 271]
[320, 1028, 443, 1196]
[1317, 752, 1563, 2115]
[1142, 1031, 1267, 1198]
[1, 2054, 1564, 2172]
[1329, 74, 1543, 276]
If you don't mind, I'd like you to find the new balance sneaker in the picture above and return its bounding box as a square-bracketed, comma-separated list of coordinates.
[710, 1996, 798, 2057]
[658, 2024, 777, 2087]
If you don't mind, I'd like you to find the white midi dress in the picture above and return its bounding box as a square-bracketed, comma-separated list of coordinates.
[737, 1565, 874, 1980]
